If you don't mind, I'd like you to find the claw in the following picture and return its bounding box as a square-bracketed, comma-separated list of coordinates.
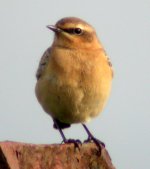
[84, 136, 105, 154]
[63, 139, 82, 150]
[84, 136, 105, 147]
[82, 124, 105, 155]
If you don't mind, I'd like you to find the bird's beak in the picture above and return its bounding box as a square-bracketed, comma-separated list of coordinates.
[46, 25, 62, 33]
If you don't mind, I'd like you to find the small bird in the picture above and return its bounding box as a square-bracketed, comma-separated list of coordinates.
[35, 17, 113, 149]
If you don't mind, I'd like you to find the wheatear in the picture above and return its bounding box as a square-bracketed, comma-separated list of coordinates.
[35, 17, 113, 149]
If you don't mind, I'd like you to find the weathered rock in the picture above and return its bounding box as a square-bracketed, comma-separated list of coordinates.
[0, 141, 116, 169]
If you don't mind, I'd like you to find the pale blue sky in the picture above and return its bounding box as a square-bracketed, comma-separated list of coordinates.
[0, 0, 150, 168]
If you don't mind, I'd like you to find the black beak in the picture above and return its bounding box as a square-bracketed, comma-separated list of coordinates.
[46, 25, 62, 33]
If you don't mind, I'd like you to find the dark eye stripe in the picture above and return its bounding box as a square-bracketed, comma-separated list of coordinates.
[62, 28, 75, 34]
[62, 28, 83, 35]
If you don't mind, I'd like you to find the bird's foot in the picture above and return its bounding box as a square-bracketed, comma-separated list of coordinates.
[62, 139, 82, 150]
[84, 136, 105, 155]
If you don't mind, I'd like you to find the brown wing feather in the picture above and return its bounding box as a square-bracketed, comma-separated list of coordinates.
[36, 47, 51, 80]
[107, 57, 114, 78]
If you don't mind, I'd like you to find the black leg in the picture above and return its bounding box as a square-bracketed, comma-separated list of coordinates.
[53, 119, 81, 149]
[82, 123, 105, 153]
[53, 119, 67, 142]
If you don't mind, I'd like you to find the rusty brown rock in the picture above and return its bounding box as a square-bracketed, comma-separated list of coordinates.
[0, 141, 116, 169]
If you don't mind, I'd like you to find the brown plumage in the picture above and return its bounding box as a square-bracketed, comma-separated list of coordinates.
[35, 17, 113, 147]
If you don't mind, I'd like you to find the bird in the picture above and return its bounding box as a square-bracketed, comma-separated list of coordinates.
[35, 17, 113, 150]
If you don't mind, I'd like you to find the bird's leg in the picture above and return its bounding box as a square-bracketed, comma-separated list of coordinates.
[53, 119, 67, 142]
[53, 119, 81, 149]
[82, 123, 105, 152]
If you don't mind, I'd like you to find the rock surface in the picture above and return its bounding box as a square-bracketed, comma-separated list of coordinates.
[0, 141, 116, 169]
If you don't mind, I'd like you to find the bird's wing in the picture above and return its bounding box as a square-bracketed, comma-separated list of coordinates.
[36, 47, 51, 80]
[103, 49, 114, 78]
[107, 57, 114, 78]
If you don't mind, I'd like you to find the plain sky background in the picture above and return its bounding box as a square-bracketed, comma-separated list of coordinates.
[0, 0, 149, 168]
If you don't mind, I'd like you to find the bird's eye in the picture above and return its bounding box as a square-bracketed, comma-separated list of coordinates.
[62, 28, 83, 35]
[73, 28, 83, 35]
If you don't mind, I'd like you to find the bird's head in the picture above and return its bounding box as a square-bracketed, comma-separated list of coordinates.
[47, 17, 102, 50]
